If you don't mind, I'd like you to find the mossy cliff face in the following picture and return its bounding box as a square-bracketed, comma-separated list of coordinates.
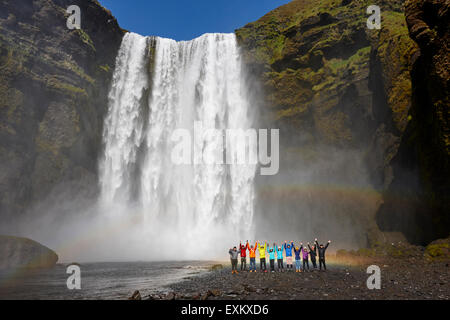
[377, 0, 449, 244]
[0, 0, 124, 219]
[236, 0, 416, 149]
[235, 0, 430, 246]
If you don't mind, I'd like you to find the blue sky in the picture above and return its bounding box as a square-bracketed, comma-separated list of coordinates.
[98, 0, 292, 41]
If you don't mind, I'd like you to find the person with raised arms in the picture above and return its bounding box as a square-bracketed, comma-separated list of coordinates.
[284, 240, 294, 271]
[239, 240, 249, 271]
[268, 243, 277, 272]
[315, 238, 331, 271]
[257, 241, 268, 272]
[276, 244, 284, 272]
[308, 242, 318, 269]
[248, 241, 258, 272]
[293, 243, 302, 272]
[300, 243, 309, 271]
[228, 246, 241, 274]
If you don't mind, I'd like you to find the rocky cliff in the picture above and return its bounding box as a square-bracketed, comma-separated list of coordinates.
[236, 0, 447, 245]
[236, 0, 416, 149]
[0, 0, 124, 221]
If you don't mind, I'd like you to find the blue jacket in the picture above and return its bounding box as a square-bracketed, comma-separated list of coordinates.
[284, 242, 294, 257]
[268, 246, 276, 260]
[276, 247, 283, 259]
[294, 247, 302, 260]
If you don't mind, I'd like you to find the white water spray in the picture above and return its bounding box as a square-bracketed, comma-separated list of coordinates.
[99, 32, 257, 260]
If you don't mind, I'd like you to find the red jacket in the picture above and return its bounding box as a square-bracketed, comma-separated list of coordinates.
[239, 242, 249, 257]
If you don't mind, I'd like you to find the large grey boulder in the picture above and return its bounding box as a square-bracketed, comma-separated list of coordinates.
[0, 235, 58, 270]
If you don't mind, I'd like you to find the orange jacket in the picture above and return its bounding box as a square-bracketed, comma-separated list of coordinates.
[248, 242, 257, 258]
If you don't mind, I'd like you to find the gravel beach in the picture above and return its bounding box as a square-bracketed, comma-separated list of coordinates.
[141, 256, 449, 300]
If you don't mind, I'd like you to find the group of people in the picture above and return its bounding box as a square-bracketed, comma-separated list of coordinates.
[228, 239, 331, 274]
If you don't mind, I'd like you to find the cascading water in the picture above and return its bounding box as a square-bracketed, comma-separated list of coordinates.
[99, 32, 257, 260]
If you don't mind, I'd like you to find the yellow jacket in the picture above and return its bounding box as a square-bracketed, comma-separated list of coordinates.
[257, 242, 267, 259]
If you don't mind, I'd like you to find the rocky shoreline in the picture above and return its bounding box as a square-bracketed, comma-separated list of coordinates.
[134, 258, 448, 300]
[131, 241, 450, 300]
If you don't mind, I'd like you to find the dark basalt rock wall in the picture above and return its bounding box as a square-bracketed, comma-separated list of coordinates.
[377, 0, 449, 244]
[0, 0, 124, 221]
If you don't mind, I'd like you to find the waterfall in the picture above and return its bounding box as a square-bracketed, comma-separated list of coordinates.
[99, 32, 257, 259]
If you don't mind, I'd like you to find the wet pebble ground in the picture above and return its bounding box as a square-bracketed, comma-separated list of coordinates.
[143, 258, 449, 300]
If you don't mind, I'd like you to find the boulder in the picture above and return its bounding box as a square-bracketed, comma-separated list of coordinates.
[0, 235, 58, 270]
[210, 264, 223, 271]
[424, 237, 450, 261]
[129, 290, 142, 300]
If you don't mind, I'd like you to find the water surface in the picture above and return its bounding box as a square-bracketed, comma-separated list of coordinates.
[0, 261, 215, 300]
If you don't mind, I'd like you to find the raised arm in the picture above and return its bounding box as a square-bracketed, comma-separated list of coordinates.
[315, 238, 319, 246]
[325, 240, 331, 250]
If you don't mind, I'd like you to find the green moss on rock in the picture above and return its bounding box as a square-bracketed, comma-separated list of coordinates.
[98, 64, 111, 73]
[77, 29, 96, 52]
[374, 10, 419, 133]
[45, 77, 88, 98]
[236, 0, 417, 148]
[424, 237, 450, 261]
